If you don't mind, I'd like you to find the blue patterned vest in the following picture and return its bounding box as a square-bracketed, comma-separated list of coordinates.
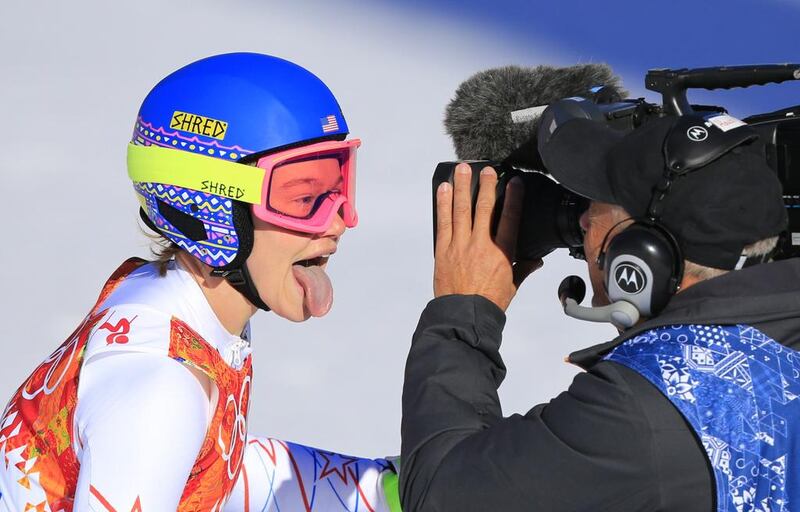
[605, 324, 800, 511]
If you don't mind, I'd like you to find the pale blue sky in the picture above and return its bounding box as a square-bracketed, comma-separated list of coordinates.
[0, 0, 793, 457]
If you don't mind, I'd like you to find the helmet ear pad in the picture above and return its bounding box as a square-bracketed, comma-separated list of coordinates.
[210, 200, 272, 312]
[602, 222, 683, 317]
[219, 200, 255, 271]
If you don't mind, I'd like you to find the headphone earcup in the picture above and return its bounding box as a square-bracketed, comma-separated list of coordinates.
[218, 201, 255, 271]
[604, 223, 682, 317]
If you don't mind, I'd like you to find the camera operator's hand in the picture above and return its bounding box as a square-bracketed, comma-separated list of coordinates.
[434, 164, 542, 311]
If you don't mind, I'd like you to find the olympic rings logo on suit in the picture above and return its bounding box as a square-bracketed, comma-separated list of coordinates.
[218, 374, 251, 479]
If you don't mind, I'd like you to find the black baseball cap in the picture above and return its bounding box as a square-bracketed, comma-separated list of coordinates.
[539, 114, 787, 270]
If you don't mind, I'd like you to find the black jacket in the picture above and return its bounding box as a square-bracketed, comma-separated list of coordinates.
[400, 259, 800, 511]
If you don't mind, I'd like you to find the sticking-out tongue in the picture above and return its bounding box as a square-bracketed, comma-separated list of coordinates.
[292, 264, 333, 317]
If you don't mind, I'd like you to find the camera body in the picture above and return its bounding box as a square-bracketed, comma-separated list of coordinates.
[432, 161, 588, 260]
[433, 64, 800, 261]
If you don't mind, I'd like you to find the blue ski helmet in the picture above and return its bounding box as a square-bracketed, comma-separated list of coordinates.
[128, 52, 350, 269]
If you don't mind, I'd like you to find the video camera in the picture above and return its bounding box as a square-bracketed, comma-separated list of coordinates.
[432, 64, 800, 261]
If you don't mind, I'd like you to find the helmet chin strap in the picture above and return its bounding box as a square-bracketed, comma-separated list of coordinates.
[139, 206, 271, 311]
[210, 264, 271, 312]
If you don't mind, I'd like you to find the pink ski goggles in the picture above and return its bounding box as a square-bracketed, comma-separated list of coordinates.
[251, 139, 360, 234]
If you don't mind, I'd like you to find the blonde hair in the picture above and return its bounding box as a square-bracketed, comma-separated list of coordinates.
[151, 241, 181, 277]
[140, 221, 181, 276]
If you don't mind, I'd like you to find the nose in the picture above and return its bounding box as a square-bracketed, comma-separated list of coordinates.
[323, 211, 346, 238]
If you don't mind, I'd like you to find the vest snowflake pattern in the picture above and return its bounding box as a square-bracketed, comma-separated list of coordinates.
[0, 261, 138, 511]
[605, 324, 800, 511]
[169, 318, 252, 510]
[0, 260, 252, 511]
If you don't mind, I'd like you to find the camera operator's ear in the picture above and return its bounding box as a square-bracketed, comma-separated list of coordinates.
[664, 114, 758, 173]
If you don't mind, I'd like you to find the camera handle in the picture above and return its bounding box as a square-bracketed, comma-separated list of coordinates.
[646, 64, 800, 116]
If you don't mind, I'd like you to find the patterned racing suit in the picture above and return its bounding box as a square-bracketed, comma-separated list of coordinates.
[0, 259, 400, 511]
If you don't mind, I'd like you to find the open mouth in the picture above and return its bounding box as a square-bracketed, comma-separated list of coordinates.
[295, 255, 331, 268]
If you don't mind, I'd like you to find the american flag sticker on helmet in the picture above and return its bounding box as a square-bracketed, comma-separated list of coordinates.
[321, 115, 339, 133]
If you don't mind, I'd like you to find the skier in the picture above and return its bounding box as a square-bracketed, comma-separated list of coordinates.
[0, 53, 401, 512]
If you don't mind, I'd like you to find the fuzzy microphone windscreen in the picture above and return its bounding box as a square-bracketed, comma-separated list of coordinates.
[444, 64, 626, 162]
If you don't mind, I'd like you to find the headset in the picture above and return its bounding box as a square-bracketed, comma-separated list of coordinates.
[596, 115, 759, 319]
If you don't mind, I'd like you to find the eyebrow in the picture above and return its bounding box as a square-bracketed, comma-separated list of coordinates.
[279, 176, 343, 188]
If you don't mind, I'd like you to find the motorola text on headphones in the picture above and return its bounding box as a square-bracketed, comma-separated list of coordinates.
[432, 63, 800, 328]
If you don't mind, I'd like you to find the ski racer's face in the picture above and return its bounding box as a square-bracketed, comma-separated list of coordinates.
[580, 201, 631, 307]
[247, 158, 347, 322]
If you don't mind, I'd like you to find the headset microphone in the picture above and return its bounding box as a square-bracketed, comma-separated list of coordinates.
[558, 275, 640, 329]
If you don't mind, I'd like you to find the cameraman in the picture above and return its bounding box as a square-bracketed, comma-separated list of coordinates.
[400, 114, 799, 511]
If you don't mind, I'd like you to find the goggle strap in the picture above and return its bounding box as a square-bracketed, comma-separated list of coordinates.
[127, 143, 265, 204]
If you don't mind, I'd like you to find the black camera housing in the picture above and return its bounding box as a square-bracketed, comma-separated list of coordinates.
[432, 162, 588, 260]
